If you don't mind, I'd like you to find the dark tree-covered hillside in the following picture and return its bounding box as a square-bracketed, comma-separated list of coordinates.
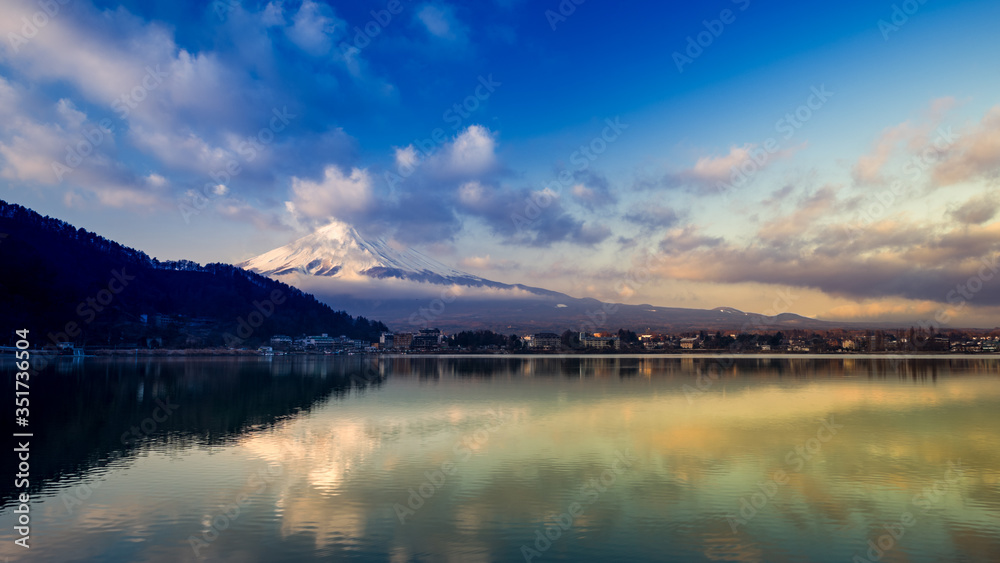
[0, 199, 387, 348]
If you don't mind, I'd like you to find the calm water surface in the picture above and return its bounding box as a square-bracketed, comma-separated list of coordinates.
[1, 355, 999, 562]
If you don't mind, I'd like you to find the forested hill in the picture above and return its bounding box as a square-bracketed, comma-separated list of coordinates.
[0, 199, 387, 348]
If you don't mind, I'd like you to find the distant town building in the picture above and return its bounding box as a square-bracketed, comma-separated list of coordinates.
[580, 332, 620, 350]
[679, 337, 699, 349]
[155, 313, 183, 327]
[412, 329, 443, 349]
[305, 334, 335, 349]
[270, 335, 293, 350]
[380, 333, 394, 349]
[393, 333, 413, 349]
[530, 333, 561, 350]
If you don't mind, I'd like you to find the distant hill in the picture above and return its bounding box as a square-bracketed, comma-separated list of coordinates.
[0, 200, 387, 349]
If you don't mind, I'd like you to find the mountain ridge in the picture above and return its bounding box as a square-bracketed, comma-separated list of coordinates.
[238, 221, 850, 333]
[238, 220, 566, 297]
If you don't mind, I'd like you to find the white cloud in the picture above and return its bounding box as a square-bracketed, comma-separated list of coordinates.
[0, 0, 364, 216]
[288, 166, 374, 222]
[852, 122, 917, 184]
[416, 4, 467, 42]
[933, 105, 1000, 186]
[0, 1, 177, 108]
[392, 125, 499, 183]
[286, 0, 344, 56]
[0, 80, 167, 210]
[0, 119, 72, 184]
[145, 173, 167, 188]
[687, 145, 755, 184]
[0, 0, 254, 179]
[55, 99, 86, 129]
[570, 183, 593, 200]
[852, 98, 957, 186]
[668, 142, 803, 192]
[261, 1, 286, 26]
[457, 180, 489, 209]
[394, 145, 419, 170]
[446, 125, 496, 175]
[129, 126, 234, 175]
[458, 254, 518, 271]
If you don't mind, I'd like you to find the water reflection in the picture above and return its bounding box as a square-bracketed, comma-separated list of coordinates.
[0, 356, 998, 562]
[0, 355, 383, 508]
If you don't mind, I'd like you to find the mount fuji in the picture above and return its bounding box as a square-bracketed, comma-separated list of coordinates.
[237, 222, 832, 333]
[238, 221, 560, 296]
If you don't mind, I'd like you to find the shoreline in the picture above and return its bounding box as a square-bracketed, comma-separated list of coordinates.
[3, 349, 1000, 360]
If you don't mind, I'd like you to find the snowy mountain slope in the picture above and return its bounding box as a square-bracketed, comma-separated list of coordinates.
[237, 221, 560, 295]
[240, 221, 476, 280]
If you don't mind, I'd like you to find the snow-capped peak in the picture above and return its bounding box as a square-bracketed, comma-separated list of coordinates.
[238, 220, 482, 283]
[712, 307, 747, 315]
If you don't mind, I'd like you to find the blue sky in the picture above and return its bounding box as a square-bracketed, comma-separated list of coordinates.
[3, 0, 1000, 325]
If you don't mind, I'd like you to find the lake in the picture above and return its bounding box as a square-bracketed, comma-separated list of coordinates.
[1, 355, 999, 562]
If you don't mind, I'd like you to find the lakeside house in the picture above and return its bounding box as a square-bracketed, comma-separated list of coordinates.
[412, 328, 443, 349]
[680, 337, 699, 349]
[529, 333, 561, 350]
[251, 327, 1000, 355]
[580, 332, 620, 350]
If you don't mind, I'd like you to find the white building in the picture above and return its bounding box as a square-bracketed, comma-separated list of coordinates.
[579, 333, 620, 350]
